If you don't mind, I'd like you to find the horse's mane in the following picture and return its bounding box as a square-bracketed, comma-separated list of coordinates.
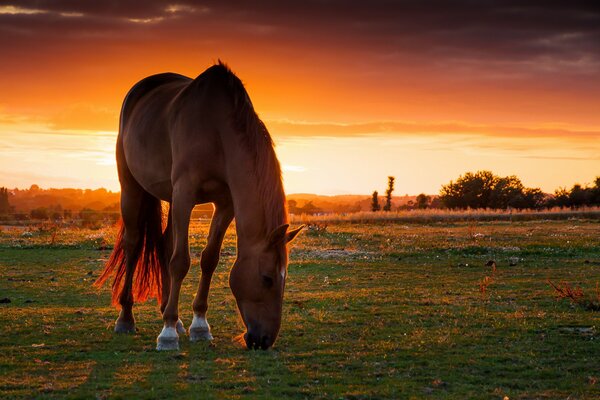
[212, 61, 288, 233]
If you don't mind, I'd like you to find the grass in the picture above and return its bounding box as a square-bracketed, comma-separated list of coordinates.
[1, 219, 599, 399]
[289, 206, 600, 224]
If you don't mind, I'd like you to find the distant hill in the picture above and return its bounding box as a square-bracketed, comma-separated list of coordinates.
[2, 186, 429, 215]
[7, 185, 120, 213]
[287, 193, 420, 213]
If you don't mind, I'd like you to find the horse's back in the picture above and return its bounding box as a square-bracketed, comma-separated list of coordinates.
[120, 73, 192, 201]
[119, 65, 241, 204]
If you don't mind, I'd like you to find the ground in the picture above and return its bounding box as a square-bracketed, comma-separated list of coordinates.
[0, 219, 599, 399]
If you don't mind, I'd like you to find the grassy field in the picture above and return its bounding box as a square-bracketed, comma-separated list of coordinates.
[1, 219, 599, 399]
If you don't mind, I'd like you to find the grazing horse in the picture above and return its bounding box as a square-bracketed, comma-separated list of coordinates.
[95, 62, 303, 350]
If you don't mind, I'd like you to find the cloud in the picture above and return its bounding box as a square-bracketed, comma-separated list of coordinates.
[1, 1, 598, 76]
[267, 119, 600, 141]
[0, 5, 46, 15]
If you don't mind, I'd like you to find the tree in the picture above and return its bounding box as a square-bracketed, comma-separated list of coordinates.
[416, 193, 431, 209]
[439, 171, 496, 209]
[594, 177, 600, 205]
[287, 199, 299, 214]
[371, 191, 381, 212]
[439, 170, 544, 210]
[0, 187, 10, 215]
[552, 187, 570, 208]
[568, 184, 587, 208]
[490, 175, 524, 209]
[383, 176, 395, 211]
[548, 178, 600, 208]
[30, 207, 49, 220]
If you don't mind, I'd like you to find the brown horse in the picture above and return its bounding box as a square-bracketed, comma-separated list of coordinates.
[95, 61, 303, 350]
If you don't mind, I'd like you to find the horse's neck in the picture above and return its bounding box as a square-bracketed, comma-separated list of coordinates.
[224, 145, 280, 248]
[230, 178, 265, 247]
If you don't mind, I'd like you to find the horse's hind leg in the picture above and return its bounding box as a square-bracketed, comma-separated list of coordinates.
[115, 187, 144, 333]
[190, 201, 234, 341]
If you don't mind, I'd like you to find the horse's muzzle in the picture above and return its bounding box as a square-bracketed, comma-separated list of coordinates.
[244, 331, 272, 350]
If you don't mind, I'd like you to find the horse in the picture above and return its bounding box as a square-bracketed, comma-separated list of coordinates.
[95, 61, 303, 351]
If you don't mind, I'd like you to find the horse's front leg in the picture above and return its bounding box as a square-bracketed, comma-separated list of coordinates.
[190, 201, 234, 342]
[160, 207, 186, 336]
[156, 188, 194, 351]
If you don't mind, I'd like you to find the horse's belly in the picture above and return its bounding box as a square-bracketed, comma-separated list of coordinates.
[123, 131, 174, 201]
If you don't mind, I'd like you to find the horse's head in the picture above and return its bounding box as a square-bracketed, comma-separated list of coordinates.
[229, 224, 303, 349]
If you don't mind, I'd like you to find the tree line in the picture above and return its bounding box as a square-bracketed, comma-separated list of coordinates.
[1, 171, 599, 221]
[439, 171, 600, 210]
[370, 171, 600, 211]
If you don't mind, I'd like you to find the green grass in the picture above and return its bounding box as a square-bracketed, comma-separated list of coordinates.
[1, 220, 599, 399]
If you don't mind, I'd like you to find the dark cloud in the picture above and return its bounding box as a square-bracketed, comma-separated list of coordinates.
[1, 1, 599, 67]
[1, 0, 599, 126]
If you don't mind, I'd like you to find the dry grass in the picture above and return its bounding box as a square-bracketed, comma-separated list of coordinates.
[290, 206, 600, 224]
[548, 280, 600, 311]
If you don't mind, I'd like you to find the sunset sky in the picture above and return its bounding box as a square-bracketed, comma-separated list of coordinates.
[1, 1, 599, 195]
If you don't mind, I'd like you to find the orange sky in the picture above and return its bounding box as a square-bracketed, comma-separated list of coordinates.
[1, 2, 599, 195]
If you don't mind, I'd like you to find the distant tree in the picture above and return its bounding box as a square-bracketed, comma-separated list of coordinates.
[0, 187, 10, 215]
[490, 175, 524, 209]
[299, 201, 321, 215]
[521, 188, 546, 209]
[287, 199, 299, 214]
[546, 178, 600, 208]
[80, 208, 103, 226]
[439, 171, 496, 209]
[594, 177, 600, 205]
[102, 205, 120, 223]
[429, 196, 443, 209]
[383, 176, 395, 211]
[440, 170, 544, 210]
[568, 184, 593, 208]
[30, 207, 49, 220]
[416, 193, 431, 209]
[371, 191, 381, 212]
[13, 212, 28, 221]
[552, 187, 570, 208]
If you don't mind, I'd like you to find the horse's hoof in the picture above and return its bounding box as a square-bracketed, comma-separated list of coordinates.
[189, 328, 213, 342]
[156, 326, 179, 351]
[114, 319, 135, 334]
[189, 314, 213, 342]
[176, 319, 186, 335]
[156, 337, 179, 351]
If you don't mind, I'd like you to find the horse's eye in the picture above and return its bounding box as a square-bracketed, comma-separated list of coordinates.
[262, 275, 274, 288]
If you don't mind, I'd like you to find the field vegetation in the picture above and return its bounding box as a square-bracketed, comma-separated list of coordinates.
[1, 217, 599, 399]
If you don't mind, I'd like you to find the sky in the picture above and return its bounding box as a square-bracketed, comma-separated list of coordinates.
[0, 1, 599, 195]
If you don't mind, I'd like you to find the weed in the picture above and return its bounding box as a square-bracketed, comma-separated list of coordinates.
[548, 280, 600, 311]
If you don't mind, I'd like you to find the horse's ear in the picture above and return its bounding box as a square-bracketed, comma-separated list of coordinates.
[285, 225, 305, 244]
[268, 224, 289, 246]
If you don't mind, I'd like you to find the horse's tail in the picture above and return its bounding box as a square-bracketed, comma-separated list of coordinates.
[94, 192, 165, 307]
